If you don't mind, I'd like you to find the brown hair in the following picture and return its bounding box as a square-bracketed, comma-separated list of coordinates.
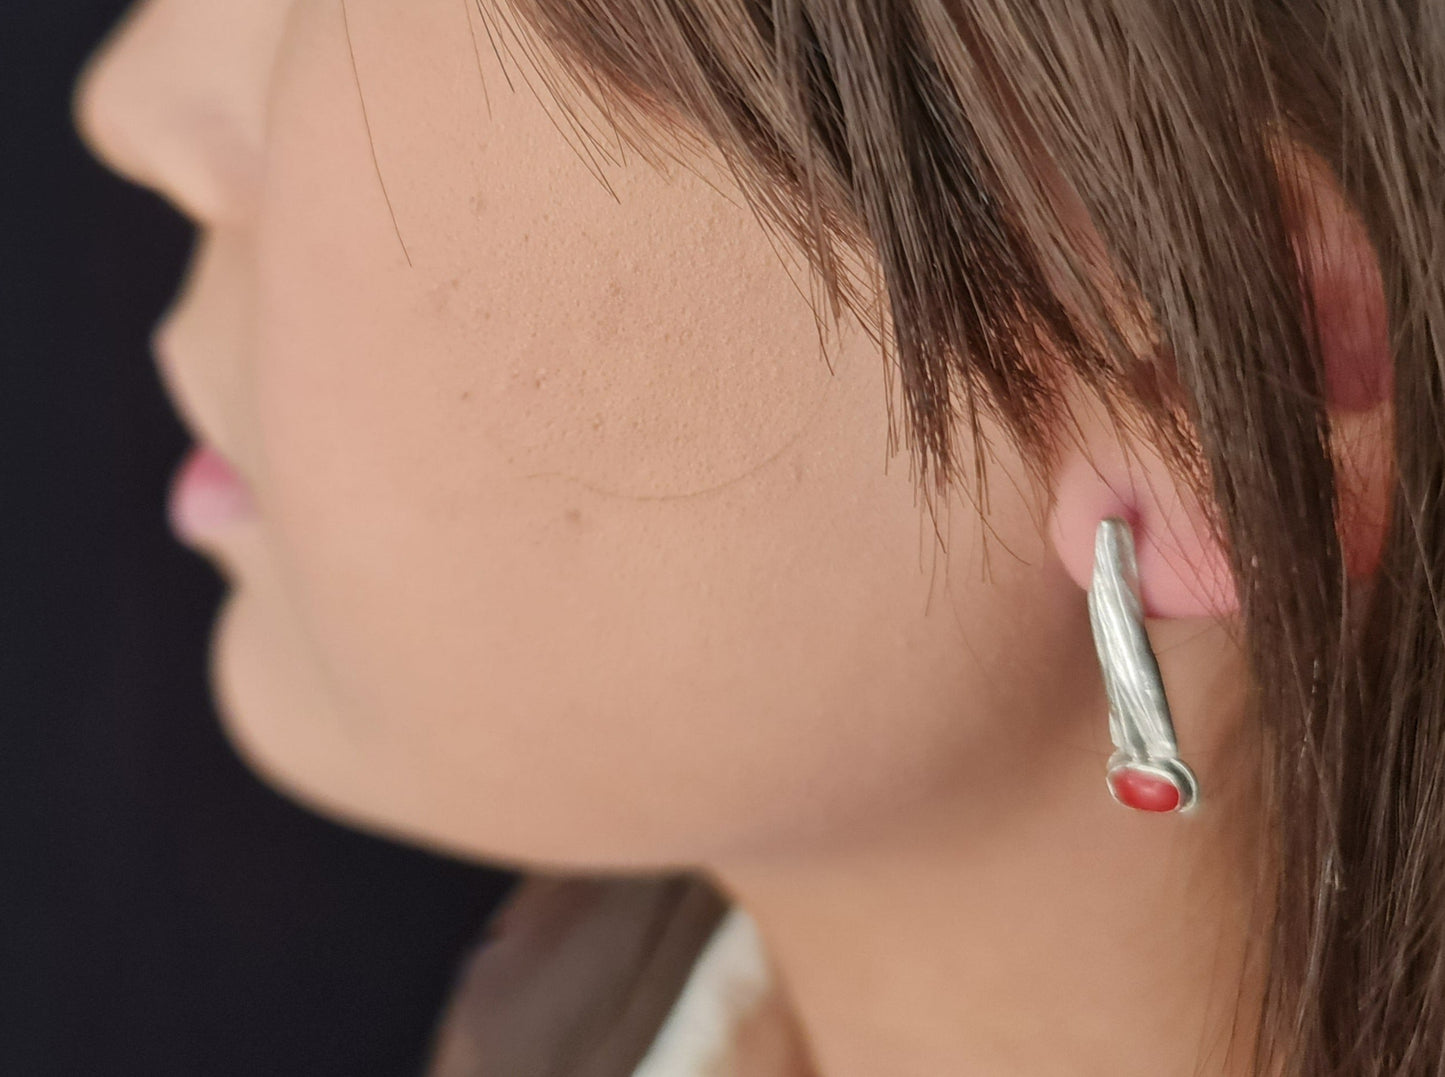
[471, 0, 1445, 1071]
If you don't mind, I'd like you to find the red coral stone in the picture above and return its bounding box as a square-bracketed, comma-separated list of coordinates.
[1108, 768, 1181, 812]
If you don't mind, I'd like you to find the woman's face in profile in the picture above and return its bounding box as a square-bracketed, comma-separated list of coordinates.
[75, 0, 1082, 870]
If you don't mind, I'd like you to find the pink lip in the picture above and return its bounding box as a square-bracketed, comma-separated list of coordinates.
[168, 444, 256, 543]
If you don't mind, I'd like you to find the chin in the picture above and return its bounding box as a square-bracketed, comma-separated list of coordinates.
[208, 587, 350, 817]
[204, 585, 402, 840]
[204, 585, 634, 870]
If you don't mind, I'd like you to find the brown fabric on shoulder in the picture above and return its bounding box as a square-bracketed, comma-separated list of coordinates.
[423, 873, 730, 1077]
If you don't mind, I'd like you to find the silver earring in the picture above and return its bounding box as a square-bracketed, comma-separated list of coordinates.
[1088, 517, 1200, 813]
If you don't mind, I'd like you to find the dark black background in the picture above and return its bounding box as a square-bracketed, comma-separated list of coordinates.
[1, 4, 517, 1073]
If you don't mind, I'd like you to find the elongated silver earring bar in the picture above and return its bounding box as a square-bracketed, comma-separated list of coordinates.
[1088, 517, 1201, 814]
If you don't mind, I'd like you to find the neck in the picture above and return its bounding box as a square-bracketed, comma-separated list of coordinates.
[710, 621, 1274, 1077]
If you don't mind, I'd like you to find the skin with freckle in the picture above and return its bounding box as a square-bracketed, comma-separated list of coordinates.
[75, 0, 1097, 869]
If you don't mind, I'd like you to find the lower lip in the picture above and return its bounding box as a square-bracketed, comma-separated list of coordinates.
[168, 444, 256, 543]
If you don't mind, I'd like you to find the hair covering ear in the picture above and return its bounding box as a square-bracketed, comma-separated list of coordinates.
[1049, 137, 1395, 609]
[1275, 138, 1395, 580]
[1275, 137, 1394, 416]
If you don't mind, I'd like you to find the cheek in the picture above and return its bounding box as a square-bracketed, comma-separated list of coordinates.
[269, 0, 839, 501]
[252, 0, 858, 740]
[250, 0, 865, 746]
[235, 0, 1063, 867]
[458, 186, 842, 499]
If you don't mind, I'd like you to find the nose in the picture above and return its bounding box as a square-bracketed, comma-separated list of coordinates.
[73, 0, 282, 225]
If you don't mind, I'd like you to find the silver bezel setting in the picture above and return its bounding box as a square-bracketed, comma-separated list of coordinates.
[1105, 755, 1200, 813]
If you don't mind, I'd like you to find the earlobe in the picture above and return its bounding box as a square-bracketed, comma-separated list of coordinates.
[1047, 415, 1240, 620]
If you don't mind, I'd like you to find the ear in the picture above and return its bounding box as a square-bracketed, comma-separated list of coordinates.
[1048, 141, 1393, 616]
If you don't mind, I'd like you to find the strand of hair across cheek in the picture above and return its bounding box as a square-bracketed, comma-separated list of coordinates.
[339, 0, 413, 267]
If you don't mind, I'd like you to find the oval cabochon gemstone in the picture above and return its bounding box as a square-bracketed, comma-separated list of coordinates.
[1108, 768, 1182, 812]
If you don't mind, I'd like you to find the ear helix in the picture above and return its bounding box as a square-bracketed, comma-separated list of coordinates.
[1089, 517, 1200, 814]
[1276, 137, 1395, 581]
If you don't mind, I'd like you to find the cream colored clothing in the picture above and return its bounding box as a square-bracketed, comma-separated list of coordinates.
[631, 908, 772, 1076]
